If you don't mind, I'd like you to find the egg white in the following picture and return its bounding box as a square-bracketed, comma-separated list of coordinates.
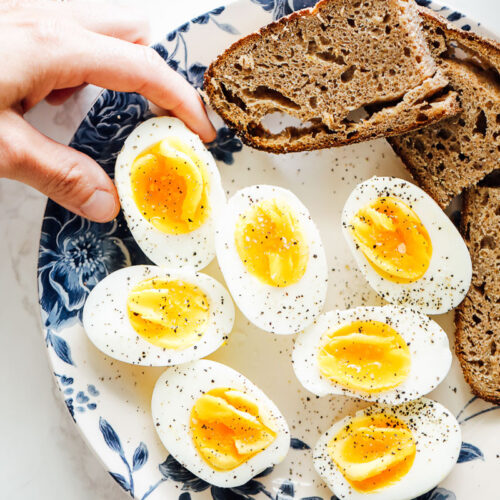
[313, 398, 461, 500]
[151, 360, 291, 487]
[215, 185, 328, 334]
[82, 265, 234, 366]
[292, 305, 452, 404]
[341, 177, 472, 315]
[115, 117, 226, 270]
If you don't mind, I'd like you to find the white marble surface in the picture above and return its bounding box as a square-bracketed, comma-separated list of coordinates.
[0, 0, 496, 498]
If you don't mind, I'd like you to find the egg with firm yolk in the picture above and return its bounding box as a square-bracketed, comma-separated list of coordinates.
[292, 305, 452, 404]
[82, 265, 234, 366]
[115, 117, 226, 269]
[342, 177, 472, 315]
[313, 398, 461, 500]
[151, 360, 290, 487]
[215, 185, 328, 334]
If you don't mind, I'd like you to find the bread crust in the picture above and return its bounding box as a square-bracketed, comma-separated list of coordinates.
[455, 186, 500, 405]
[418, 7, 500, 63]
[389, 7, 500, 209]
[204, 0, 459, 153]
[215, 91, 459, 153]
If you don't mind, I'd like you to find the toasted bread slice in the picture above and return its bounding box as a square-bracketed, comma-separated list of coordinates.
[389, 8, 500, 209]
[455, 185, 500, 405]
[205, 0, 459, 153]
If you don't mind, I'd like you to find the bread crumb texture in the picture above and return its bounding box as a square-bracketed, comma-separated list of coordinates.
[456, 186, 500, 405]
[389, 8, 500, 209]
[205, 0, 459, 153]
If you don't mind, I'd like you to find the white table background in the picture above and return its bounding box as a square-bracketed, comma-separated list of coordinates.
[0, 0, 496, 498]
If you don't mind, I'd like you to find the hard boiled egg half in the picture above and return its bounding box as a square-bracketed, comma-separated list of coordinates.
[151, 360, 290, 487]
[82, 266, 234, 366]
[342, 177, 472, 314]
[292, 305, 452, 404]
[115, 117, 226, 269]
[215, 185, 328, 334]
[313, 398, 461, 500]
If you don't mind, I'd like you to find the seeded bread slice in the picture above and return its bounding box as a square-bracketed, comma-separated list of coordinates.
[204, 0, 460, 153]
[389, 8, 500, 209]
[455, 186, 500, 405]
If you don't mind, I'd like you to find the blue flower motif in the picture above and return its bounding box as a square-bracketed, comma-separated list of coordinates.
[133, 442, 149, 472]
[191, 7, 239, 35]
[414, 487, 456, 500]
[101, 420, 130, 491]
[458, 442, 484, 463]
[88, 384, 99, 396]
[276, 480, 294, 500]
[192, 6, 226, 25]
[60, 375, 73, 386]
[167, 30, 178, 42]
[447, 12, 464, 22]
[207, 127, 243, 165]
[46, 329, 75, 364]
[156, 6, 238, 89]
[65, 398, 75, 421]
[76, 391, 90, 404]
[251, 0, 280, 13]
[38, 208, 144, 334]
[70, 90, 153, 175]
[99, 418, 153, 498]
[292, 0, 319, 11]
[154, 39, 207, 89]
[158, 455, 274, 500]
[251, 0, 318, 20]
[290, 437, 310, 450]
[55, 374, 99, 413]
[184, 63, 208, 89]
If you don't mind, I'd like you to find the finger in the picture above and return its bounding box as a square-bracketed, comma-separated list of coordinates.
[45, 84, 87, 105]
[52, 31, 216, 142]
[0, 110, 119, 222]
[64, 1, 150, 44]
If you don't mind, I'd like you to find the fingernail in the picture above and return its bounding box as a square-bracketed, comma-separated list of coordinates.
[81, 190, 117, 222]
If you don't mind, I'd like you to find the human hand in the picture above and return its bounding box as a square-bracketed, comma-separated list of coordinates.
[0, 0, 216, 222]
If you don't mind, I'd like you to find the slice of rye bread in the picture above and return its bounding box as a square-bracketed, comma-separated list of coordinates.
[455, 185, 500, 404]
[204, 0, 460, 153]
[389, 8, 500, 209]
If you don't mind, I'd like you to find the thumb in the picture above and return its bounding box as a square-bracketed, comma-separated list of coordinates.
[0, 110, 119, 222]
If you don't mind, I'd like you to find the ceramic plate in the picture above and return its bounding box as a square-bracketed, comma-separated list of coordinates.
[38, 1, 500, 499]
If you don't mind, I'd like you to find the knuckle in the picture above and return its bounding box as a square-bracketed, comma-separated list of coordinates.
[45, 157, 85, 200]
[0, 115, 27, 172]
[141, 45, 165, 72]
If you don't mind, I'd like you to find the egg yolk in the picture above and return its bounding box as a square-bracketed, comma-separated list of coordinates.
[127, 278, 209, 349]
[317, 320, 411, 393]
[234, 198, 309, 287]
[349, 196, 432, 283]
[130, 137, 210, 234]
[190, 387, 277, 471]
[328, 413, 416, 493]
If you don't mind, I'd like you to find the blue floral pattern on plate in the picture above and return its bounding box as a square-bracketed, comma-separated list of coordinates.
[37, 1, 500, 499]
[55, 373, 100, 419]
[251, 0, 318, 21]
